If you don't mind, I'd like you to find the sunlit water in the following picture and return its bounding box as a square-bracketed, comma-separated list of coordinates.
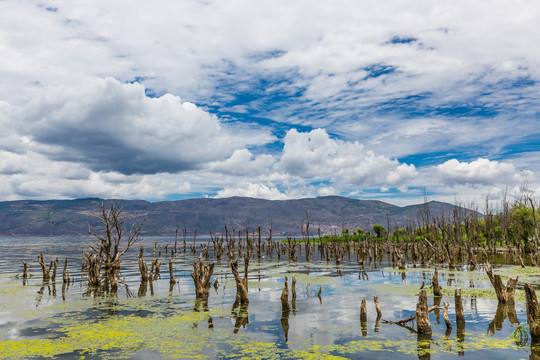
[0, 237, 536, 359]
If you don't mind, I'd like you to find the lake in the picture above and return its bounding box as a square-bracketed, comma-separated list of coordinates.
[0, 236, 535, 359]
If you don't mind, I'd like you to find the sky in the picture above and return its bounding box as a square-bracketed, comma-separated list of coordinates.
[0, 0, 539, 207]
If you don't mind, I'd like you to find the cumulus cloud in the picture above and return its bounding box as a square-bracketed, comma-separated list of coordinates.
[277, 128, 416, 186]
[437, 158, 518, 186]
[8, 78, 274, 175]
[206, 149, 275, 176]
[214, 183, 287, 200]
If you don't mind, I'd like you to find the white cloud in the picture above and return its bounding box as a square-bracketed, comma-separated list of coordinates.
[214, 183, 287, 200]
[206, 149, 275, 176]
[277, 128, 416, 186]
[436, 158, 518, 186]
[5, 78, 274, 175]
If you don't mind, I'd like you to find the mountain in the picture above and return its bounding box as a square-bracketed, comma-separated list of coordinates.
[0, 196, 477, 237]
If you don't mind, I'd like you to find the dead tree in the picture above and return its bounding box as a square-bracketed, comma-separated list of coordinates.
[281, 276, 290, 311]
[432, 267, 443, 297]
[22, 260, 29, 279]
[62, 258, 69, 284]
[231, 258, 249, 305]
[169, 259, 176, 285]
[416, 290, 432, 335]
[525, 283, 540, 342]
[37, 251, 51, 281]
[191, 255, 214, 299]
[87, 201, 145, 274]
[484, 262, 518, 303]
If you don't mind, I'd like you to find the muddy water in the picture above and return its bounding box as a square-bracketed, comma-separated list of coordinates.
[0, 237, 537, 359]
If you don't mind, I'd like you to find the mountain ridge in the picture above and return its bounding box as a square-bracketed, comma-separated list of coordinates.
[0, 196, 476, 237]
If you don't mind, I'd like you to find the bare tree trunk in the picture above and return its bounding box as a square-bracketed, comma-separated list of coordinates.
[432, 267, 443, 297]
[231, 260, 249, 305]
[37, 251, 50, 281]
[525, 283, 540, 342]
[281, 276, 290, 311]
[191, 255, 214, 299]
[416, 290, 432, 335]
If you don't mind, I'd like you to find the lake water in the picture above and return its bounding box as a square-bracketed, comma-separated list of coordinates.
[0, 236, 536, 359]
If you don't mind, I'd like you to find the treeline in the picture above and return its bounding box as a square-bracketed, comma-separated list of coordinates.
[312, 191, 539, 252]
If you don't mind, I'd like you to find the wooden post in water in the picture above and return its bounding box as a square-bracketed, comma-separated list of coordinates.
[281, 276, 290, 311]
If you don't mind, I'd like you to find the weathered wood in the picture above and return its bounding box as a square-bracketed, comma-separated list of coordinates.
[432, 267, 443, 297]
[231, 260, 249, 305]
[525, 283, 540, 342]
[360, 298, 367, 323]
[374, 296, 382, 318]
[22, 260, 29, 279]
[191, 255, 215, 299]
[442, 301, 452, 330]
[455, 288, 465, 328]
[168, 259, 176, 285]
[37, 251, 50, 281]
[506, 276, 519, 304]
[281, 276, 290, 311]
[416, 290, 432, 335]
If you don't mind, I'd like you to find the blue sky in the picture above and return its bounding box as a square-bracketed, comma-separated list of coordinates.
[0, 0, 539, 206]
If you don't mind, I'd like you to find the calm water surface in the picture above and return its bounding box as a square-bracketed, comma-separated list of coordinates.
[0, 237, 536, 359]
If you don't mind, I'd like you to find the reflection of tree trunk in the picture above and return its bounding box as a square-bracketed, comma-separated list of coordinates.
[417, 332, 431, 360]
[525, 283, 540, 341]
[233, 303, 249, 334]
[487, 302, 506, 335]
[455, 288, 465, 356]
[531, 343, 540, 360]
[281, 308, 290, 342]
[507, 302, 519, 326]
[433, 296, 441, 324]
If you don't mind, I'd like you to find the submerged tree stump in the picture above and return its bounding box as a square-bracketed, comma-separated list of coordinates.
[22, 260, 29, 279]
[432, 267, 443, 297]
[442, 301, 452, 330]
[416, 290, 432, 335]
[231, 259, 249, 305]
[525, 283, 540, 342]
[360, 299, 367, 323]
[484, 262, 518, 303]
[37, 251, 51, 281]
[191, 255, 215, 299]
[281, 276, 290, 311]
[169, 259, 176, 285]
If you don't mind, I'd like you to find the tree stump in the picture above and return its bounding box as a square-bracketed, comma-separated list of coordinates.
[191, 255, 215, 299]
[169, 259, 176, 285]
[37, 251, 51, 281]
[360, 298, 367, 323]
[432, 267, 443, 297]
[281, 276, 290, 311]
[525, 283, 540, 342]
[231, 260, 249, 305]
[416, 290, 432, 335]
[442, 301, 452, 330]
[484, 262, 518, 303]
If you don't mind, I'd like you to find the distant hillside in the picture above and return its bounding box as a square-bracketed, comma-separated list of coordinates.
[0, 196, 478, 237]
